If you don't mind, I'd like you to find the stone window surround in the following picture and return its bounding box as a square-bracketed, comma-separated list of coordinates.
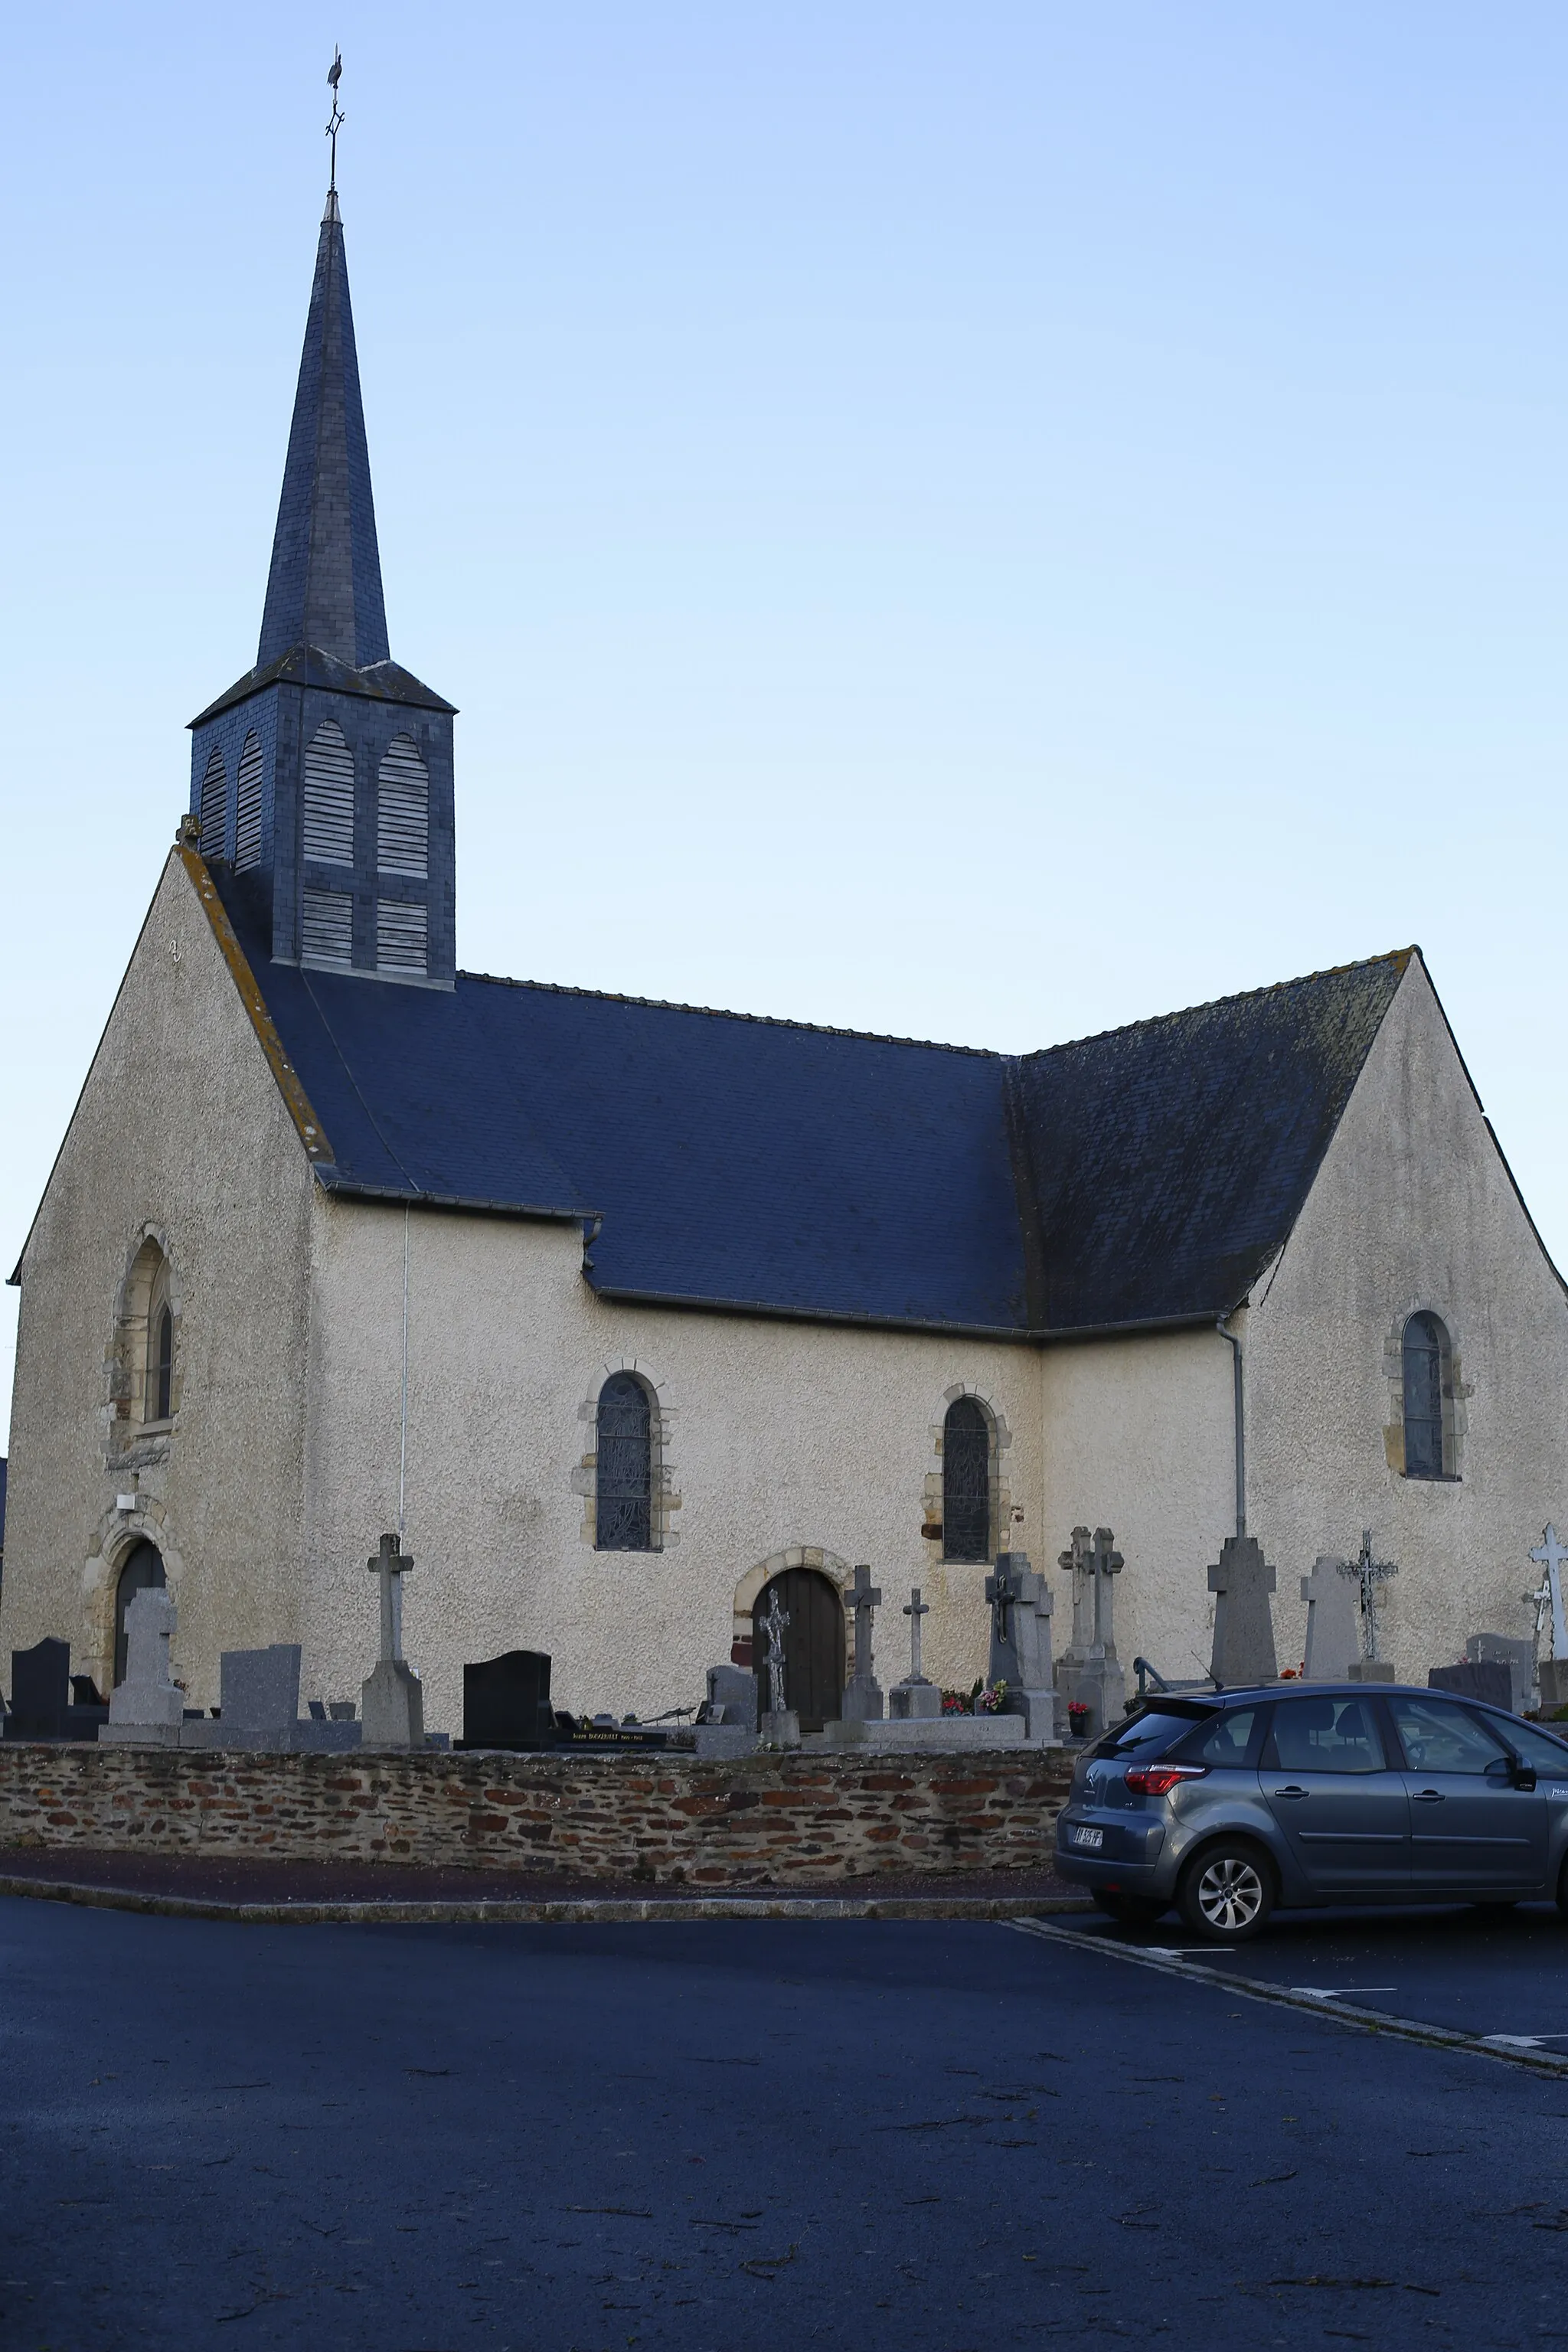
[572, 1357, 681, 1552]
[83, 1499, 186, 1703]
[730, 1547, 853, 1670]
[104, 1227, 182, 1471]
[1383, 1304, 1468, 1482]
[924, 1383, 1014, 1560]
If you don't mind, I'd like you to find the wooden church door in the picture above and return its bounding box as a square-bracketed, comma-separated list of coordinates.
[753, 1570, 845, 1733]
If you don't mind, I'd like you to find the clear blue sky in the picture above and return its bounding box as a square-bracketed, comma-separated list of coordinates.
[2, 5, 1565, 1433]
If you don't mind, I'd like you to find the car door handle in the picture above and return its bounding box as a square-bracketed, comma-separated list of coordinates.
[1413, 1789, 1446, 1803]
[1272, 1785, 1308, 1799]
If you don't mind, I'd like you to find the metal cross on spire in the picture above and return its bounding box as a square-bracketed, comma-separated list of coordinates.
[1529, 1525, 1568, 1659]
[1337, 1528, 1397, 1661]
[326, 48, 345, 193]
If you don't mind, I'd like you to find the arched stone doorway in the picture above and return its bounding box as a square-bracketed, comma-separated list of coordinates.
[114, 1540, 165, 1687]
[753, 1569, 844, 1733]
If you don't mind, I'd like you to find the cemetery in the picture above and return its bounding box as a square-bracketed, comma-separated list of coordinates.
[4, 1509, 1566, 1893]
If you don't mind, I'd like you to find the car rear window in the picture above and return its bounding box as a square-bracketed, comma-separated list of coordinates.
[1094, 1705, 1217, 1759]
[1171, 1707, 1260, 1766]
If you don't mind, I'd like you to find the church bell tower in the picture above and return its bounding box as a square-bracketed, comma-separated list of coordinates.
[186, 162, 456, 990]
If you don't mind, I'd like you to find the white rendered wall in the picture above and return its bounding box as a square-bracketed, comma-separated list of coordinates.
[1246, 959, 1568, 1681]
[1, 853, 315, 1704]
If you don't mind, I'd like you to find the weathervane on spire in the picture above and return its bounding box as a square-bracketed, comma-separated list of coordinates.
[326, 48, 345, 193]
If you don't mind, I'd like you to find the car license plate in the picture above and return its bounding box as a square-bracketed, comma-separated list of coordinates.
[1073, 1824, 1103, 1851]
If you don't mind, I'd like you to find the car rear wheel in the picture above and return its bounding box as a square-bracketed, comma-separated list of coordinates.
[1092, 1891, 1168, 1926]
[1178, 1841, 1276, 1944]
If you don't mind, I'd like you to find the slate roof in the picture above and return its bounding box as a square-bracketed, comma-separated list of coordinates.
[209, 862, 1412, 1338]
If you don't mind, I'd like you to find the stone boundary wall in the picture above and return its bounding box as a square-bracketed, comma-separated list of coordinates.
[0, 1744, 1074, 1887]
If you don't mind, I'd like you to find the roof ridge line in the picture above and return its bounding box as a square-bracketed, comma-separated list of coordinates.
[1021, 946, 1417, 1063]
[453, 970, 1005, 1058]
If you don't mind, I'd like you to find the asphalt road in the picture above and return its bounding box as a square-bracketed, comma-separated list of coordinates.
[5, 1898, 1568, 2350]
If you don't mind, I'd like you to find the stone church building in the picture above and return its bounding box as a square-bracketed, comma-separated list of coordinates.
[5, 185, 1567, 1735]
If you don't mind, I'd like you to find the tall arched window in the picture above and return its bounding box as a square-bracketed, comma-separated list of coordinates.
[234, 730, 263, 870]
[1403, 1312, 1450, 1478]
[596, 1373, 653, 1551]
[198, 746, 227, 860]
[377, 735, 429, 877]
[303, 720, 355, 865]
[942, 1396, 992, 1561]
[151, 1303, 173, 1422]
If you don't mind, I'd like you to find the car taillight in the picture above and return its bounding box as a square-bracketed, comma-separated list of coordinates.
[1124, 1763, 1208, 1796]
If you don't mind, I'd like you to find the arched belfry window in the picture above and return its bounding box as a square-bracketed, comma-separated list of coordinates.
[303, 720, 355, 865]
[198, 746, 227, 860]
[596, 1373, 654, 1552]
[234, 731, 263, 870]
[942, 1396, 992, 1561]
[377, 736, 429, 878]
[1403, 1312, 1452, 1479]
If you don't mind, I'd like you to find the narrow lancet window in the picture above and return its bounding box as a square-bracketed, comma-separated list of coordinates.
[942, 1396, 991, 1562]
[596, 1374, 653, 1552]
[1403, 1312, 1450, 1478]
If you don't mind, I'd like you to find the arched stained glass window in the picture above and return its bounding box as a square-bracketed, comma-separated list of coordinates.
[1403, 1312, 1449, 1478]
[152, 1304, 173, 1423]
[596, 1373, 653, 1552]
[942, 1396, 991, 1562]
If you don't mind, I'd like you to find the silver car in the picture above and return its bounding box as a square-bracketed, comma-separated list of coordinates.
[1054, 1683, 1568, 1942]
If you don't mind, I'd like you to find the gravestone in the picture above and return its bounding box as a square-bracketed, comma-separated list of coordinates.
[985, 1556, 1063, 1741]
[361, 1534, 424, 1749]
[1054, 1527, 1126, 1737]
[840, 1564, 884, 1723]
[1429, 1659, 1514, 1712]
[101, 1588, 184, 1746]
[889, 1587, 941, 1721]
[5, 1638, 107, 1741]
[704, 1665, 758, 1732]
[757, 1586, 800, 1746]
[1207, 1535, 1278, 1687]
[1300, 1556, 1361, 1682]
[221, 1645, 304, 1746]
[1467, 1634, 1534, 1717]
[458, 1651, 556, 1751]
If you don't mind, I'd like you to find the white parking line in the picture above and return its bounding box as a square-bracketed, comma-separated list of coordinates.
[1288, 1986, 1398, 2000]
[1003, 1917, 1568, 2078]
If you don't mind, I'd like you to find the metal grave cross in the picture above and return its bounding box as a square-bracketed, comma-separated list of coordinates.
[985, 1561, 1020, 1646]
[762, 1587, 791, 1716]
[1530, 1526, 1568, 1660]
[368, 1532, 414, 1664]
[903, 1587, 931, 1684]
[1337, 1529, 1397, 1661]
[845, 1564, 883, 1682]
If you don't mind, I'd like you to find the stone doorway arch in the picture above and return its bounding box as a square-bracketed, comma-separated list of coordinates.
[753, 1569, 845, 1733]
[113, 1540, 165, 1687]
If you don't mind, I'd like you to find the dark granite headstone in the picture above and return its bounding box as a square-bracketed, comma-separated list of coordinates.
[1429, 1660, 1514, 1713]
[459, 1651, 556, 1752]
[6, 1638, 107, 1741]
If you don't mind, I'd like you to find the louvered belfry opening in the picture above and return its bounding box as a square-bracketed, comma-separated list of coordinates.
[376, 900, 427, 978]
[942, 1396, 992, 1561]
[303, 720, 356, 865]
[302, 887, 354, 971]
[198, 746, 227, 861]
[377, 736, 429, 877]
[234, 732, 264, 870]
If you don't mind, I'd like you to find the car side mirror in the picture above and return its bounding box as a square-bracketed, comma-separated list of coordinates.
[1513, 1762, 1537, 1792]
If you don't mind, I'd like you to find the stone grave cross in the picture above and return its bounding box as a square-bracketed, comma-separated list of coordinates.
[1207, 1534, 1279, 1686]
[1530, 1525, 1568, 1660]
[1089, 1527, 1124, 1651]
[368, 1533, 413, 1664]
[1338, 1529, 1397, 1662]
[762, 1587, 791, 1716]
[985, 1560, 1019, 1650]
[844, 1563, 882, 1684]
[903, 1587, 930, 1684]
[1057, 1525, 1096, 1651]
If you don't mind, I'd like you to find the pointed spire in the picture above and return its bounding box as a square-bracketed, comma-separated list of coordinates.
[256, 191, 390, 671]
